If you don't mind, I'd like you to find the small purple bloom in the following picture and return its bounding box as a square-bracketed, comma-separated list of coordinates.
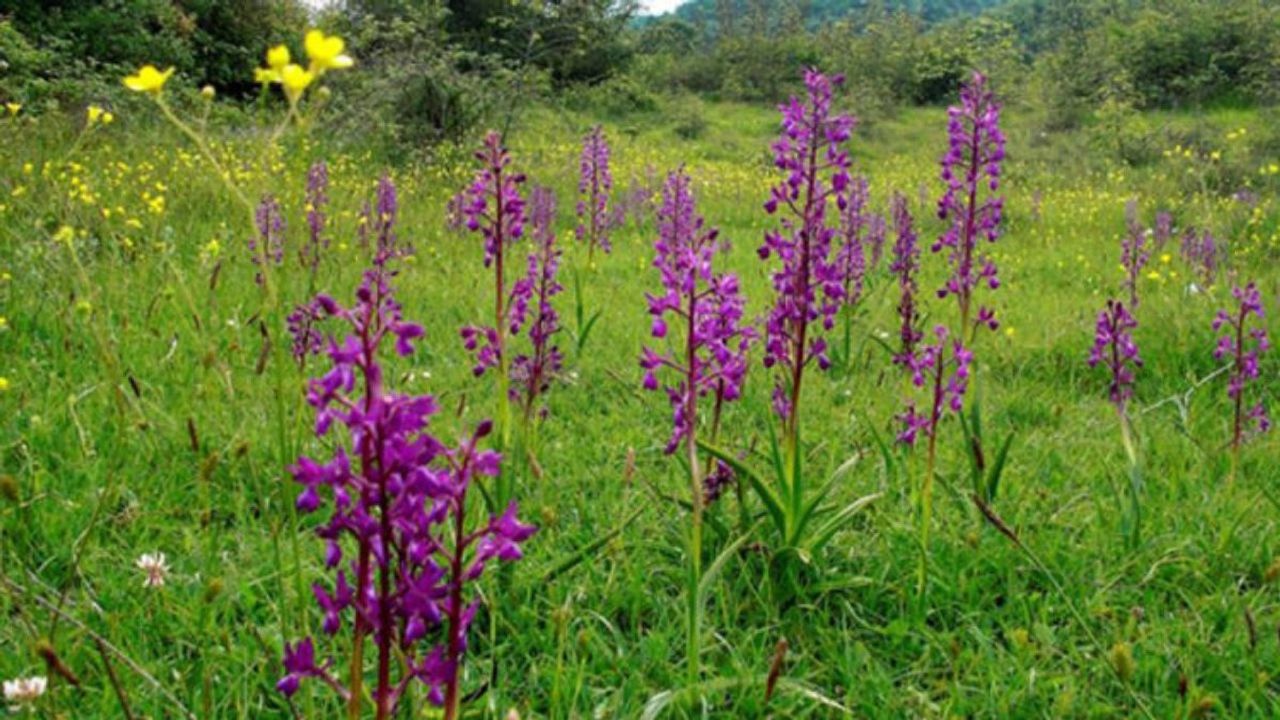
[897, 325, 972, 446]
[1088, 299, 1142, 415]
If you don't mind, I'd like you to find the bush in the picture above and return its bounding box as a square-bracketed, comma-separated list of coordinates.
[669, 95, 708, 140]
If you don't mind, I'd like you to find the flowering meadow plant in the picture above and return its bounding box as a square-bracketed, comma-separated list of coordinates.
[1089, 299, 1143, 420]
[889, 193, 923, 368]
[759, 68, 856, 433]
[576, 125, 614, 260]
[301, 160, 330, 284]
[1121, 201, 1151, 309]
[700, 69, 879, 579]
[934, 71, 1005, 338]
[1213, 282, 1271, 457]
[640, 166, 755, 682]
[282, 244, 535, 719]
[511, 186, 565, 426]
[460, 131, 528, 454]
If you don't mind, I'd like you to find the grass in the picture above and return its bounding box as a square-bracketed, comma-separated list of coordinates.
[0, 92, 1278, 718]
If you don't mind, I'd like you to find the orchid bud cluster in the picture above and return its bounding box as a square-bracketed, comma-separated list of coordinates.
[280, 245, 535, 718]
[934, 71, 1005, 336]
[1088, 299, 1142, 416]
[576, 125, 615, 257]
[641, 168, 756, 455]
[759, 68, 856, 426]
[896, 326, 973, 446]
[1213, 282, 1271, 446]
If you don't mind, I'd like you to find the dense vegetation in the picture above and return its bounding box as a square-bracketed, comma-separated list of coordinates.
[2, 2, 1280, 719]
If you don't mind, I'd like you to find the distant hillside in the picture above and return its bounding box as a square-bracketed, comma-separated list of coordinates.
[666, 0, 1010, 32]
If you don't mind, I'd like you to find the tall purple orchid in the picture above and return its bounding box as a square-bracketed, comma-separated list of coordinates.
[889, 193, 922, 368]
[1121, 200, 1151, 309]
[934, 71, 1005, 339]
[642, 168, 755, 456]
[1089, 299, 1142, 424]
[835, 175, 871, 308]
[576, 125, 614, 260]
[280, 244, 535, 720]
[460, 131, 527, 436]
[300, 160, 329, 283]
[1213, 282, 1271, 456]
[897, 322, 973, 592]
[1182, 228, 1224, 288]
[640, 166, 754, 684]
[250, 194, 285, 288]
[759, 68, 856, 441]
[510, 186, 564, 425]
[897, 326, 974, 448]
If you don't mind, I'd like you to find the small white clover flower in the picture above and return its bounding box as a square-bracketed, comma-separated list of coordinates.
[136, 551, 170, 588]
[4, 676, 47, 712]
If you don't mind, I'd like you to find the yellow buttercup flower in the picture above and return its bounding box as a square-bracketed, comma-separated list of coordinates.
[102, 111, 114, 125]
[254, 67, 280, 85]
[87, 105, 104, 124]
[123, 65, 175, 94]
[5, 102, 20, 116]
[267, 45, 291, 70]
[280, 64, 314, 102]
[305, 30, 353, 72]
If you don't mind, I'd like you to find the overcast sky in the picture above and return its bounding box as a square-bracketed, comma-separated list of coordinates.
[639, 0, 685, 13]
[301, 0, 686, 13]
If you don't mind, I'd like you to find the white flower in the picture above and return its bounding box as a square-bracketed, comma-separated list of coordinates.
[4, 676, 47, 712]
[1187, 282, 1202, 295]
[136, 551, 170, 588]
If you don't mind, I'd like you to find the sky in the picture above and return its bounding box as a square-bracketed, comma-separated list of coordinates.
[299, 0, 687, 13]
[639, 0, 685, 13]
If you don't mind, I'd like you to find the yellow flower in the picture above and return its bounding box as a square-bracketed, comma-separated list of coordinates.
[200, 85, 216, 100]
[267, 44, 291, 70]
[102, 112, 114, 125]
[279, 64, 314, 102]
[53, 225, 76, 244]
[305, 30, 353, 72]
[5, 102, 20, 116]
[123, 65, 175, 94]
[253, 67, 278, 85]
[87, 105, 104, 124]
[0, 377, 9, 392]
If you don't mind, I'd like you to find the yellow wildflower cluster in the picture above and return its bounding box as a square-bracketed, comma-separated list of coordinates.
[255, 30, 354, 104]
